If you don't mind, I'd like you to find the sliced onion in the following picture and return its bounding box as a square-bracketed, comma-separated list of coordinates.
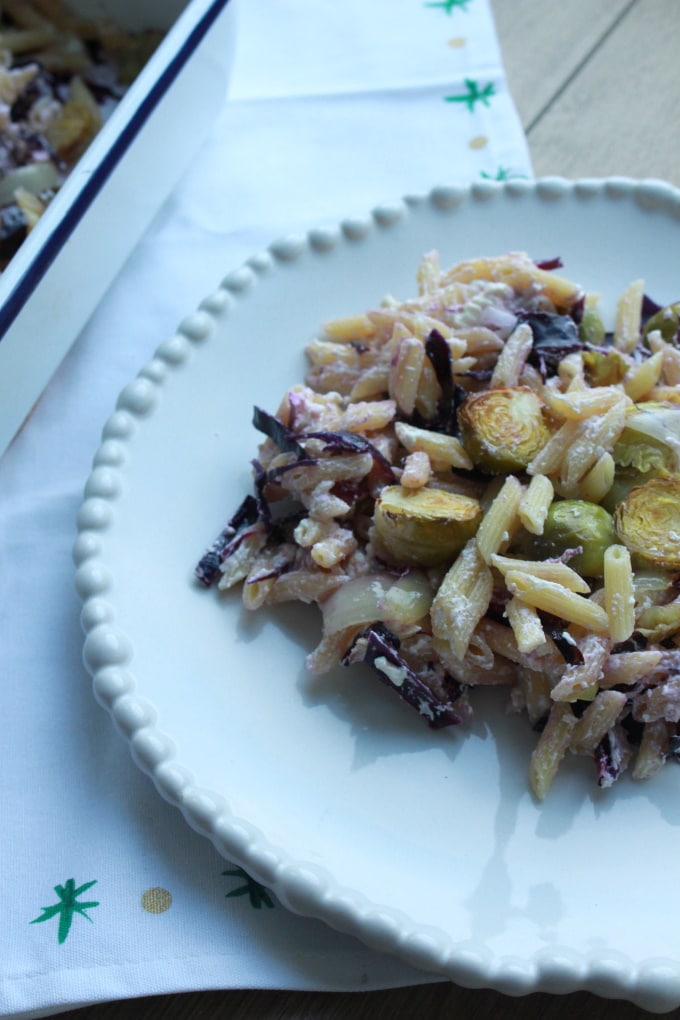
[480, 304, 517, 337]
[320, 570, 433, 635]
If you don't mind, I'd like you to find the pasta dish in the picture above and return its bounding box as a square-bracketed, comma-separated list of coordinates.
[0, 0, 162, 270]
[196, 250, 680, 799]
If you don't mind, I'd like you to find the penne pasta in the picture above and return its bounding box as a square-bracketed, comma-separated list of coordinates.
[623, 349, 664, 402]
[389, 337, 426, 415]
[475, 475, 524, 564]
[529, 703, 578, 800]
[603, 544, 635, 644]
[431, 539, 493, 661]
[395, 421, 473, 471]
[491, 553, 590, 594]
[505, 596, 546, 653]
[504, 570, 610, 634]
[614, 277, 645, 353]
[517, 473, 554, 535]
[570, 690, 627, 755]
[577, 451, 615, 504]
[490, 322, 533, 387]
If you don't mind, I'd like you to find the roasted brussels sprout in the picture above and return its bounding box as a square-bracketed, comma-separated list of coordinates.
[373, 485, 482, 567]
[600, 467, 657, 515]
[643, 302, 680, 344]
[457, 387, 553, 474]
[579, 307, 607, 348]
[582, 347, 628, 387]
[614, 475, 680, 570]
[526, 499, 616, 577]
[612, 401, 680, 475]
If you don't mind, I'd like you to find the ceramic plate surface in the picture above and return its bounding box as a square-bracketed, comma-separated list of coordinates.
[75, 178, 680, 1013]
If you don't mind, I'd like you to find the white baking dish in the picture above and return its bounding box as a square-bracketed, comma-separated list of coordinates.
[0, 0, 238, 456]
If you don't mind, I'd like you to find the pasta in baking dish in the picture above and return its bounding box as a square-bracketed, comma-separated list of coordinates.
[0, 0, 162, 270]
[196, 249, 680, 799]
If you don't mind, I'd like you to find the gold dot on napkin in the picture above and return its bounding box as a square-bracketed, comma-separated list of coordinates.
[468, 135, 488, 150]
[448, 36, 466, 48]
[141, 887, 173, 914]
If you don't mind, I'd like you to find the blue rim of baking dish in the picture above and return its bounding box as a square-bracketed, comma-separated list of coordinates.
[0, 0, 234, 341]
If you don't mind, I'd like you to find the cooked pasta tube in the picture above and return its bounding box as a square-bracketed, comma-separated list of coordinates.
[600, 650, 663, 688]
[623, 349, 664, 402]
[430, 539, 493, 661]
[395, 421, 473, 471]
[632, 720, 673, 780]
[475, 475, 524, 564]
[614, 278, 645, 353]
[490, 322, 533, 387]
[529, 702, 578, 800]
[517, 474, 554, 536]
[577, 452, 615, 504]
[490, 554, 591, 594]
[570, 690, 627, 755]
[603, 544, 635, 644]
[505, 596, 546, 654]
[504, 570, 610, 633]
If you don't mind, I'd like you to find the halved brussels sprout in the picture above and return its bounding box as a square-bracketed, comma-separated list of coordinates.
[582, 347, 629, 387]
[527, 499, 616, 578]
[612, 400, 680, 475]
[373, 485, 482, 567]
[579, 307, 606, 348]
[600, 467, 658, 515]
[457, 387, 553, 474]
[614, 475, 680, 570]
[643, 302, 680, 344]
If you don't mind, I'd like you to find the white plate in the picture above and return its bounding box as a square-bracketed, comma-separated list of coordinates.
[74, 177, 680, 1014]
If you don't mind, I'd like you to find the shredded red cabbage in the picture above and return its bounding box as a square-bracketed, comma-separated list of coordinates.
[521, 311, 583, 379]
[344, 623, 462, 729]
[194, 494, 259, 586]
[641, 293, 663, 325]
[423, 328, 460, 434]
[549, 629, 584, 666]
[252, 406, 305, 458]
[534, 256, 563, 271]
[304, 429, 396, 486]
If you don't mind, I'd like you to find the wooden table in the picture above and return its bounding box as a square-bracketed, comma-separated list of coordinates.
[61, 2, 680, 1017]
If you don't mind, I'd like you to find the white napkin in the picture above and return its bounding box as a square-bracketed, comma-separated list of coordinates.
[0, 1, 532, 1016]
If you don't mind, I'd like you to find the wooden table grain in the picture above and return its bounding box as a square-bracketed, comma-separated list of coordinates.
[60, 2, 680, 1017]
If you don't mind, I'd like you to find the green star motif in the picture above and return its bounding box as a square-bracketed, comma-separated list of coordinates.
[222, 867, 275, 909]
[30, 878, 99, 944]
[424, 0, 471, 12]
[445, 78, 496, 112]
[481, 166, 528, 181]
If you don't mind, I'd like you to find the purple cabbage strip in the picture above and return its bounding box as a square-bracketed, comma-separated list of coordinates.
[520, 311, 583, 380]
[253, 407, 396, 486]
[534, 256, 563, 271]
[549, 629, 584, 667]
[641, 293, 663, 325]
[424, 328, 460, 434]
[195, 494, 259, 586]
[344, 623, 462, 729]
[304, 429, 396, 486]
[251, 458, 273, 530]
[252, 456, 318, 537]
[252, 406, 305, 458]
